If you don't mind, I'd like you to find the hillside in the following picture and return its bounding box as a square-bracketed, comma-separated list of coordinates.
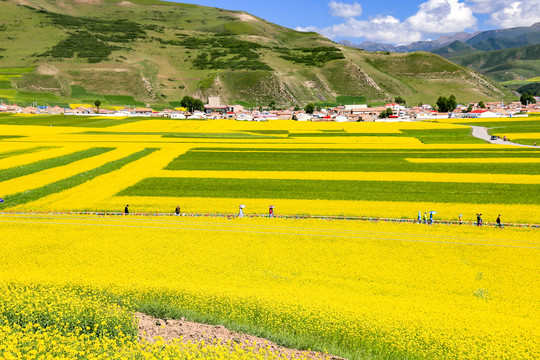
[447, 44, 540, 82]
[0, 0, 510, 107]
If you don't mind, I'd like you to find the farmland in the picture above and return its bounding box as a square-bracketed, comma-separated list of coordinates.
[0, 115, 539, 359]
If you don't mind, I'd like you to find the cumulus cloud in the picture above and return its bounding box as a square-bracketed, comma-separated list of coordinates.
[328, 1, 362, 18]
[407, 0, 477, 34]
[297, 0, 477, 44]
[484, 1, 540, 28]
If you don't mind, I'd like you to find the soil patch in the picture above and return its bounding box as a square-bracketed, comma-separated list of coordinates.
[136, 313, 345, 359]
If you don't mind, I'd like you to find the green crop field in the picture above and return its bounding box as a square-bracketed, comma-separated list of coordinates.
[119, 177, 537, 205]
[165, 149, 540, 174]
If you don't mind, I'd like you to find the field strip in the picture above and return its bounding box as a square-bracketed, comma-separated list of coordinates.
[406, 157, 540, 163]
[155, 170, 540, 185]
[0, 145, 91, 170]
[494, 133, 540, 139]
[11, 147, 189, 211]
[1, 217, 538, 249]
[0, 147, 139, 197]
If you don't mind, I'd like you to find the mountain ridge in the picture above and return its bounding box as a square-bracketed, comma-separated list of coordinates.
[0, 0, 510, 107]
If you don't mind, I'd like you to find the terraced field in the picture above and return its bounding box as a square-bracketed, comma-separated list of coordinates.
[0, 115, 539, 359]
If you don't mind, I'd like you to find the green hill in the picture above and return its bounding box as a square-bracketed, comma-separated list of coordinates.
[448, 44, 540, 82]
[0, 0, 511, 107]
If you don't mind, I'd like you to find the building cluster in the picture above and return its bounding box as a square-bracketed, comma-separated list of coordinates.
[1, 97, 539, 122]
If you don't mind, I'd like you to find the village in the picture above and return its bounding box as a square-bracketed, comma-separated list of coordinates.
[1, 96, 539, 121]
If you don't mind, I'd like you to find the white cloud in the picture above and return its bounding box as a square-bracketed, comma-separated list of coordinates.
[407, 0, 477, 34]
[328, 1, 362, 18]
[485, 1, 540, 28]
[464, 0, 510, 14]
[297, 0, 477, 44]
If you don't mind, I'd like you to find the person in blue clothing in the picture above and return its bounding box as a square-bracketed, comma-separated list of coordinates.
[417, 211, 422, 223]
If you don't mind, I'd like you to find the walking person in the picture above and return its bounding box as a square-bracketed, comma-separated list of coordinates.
[175, 205, 181, 215]
[422, 211, 427, 224]
[124, 205, 129, 215]
[417, 211, 422, 223]
[238, 204, 245, 218]
[459, 214, 463, 225]
[269, 205, 275, 218]
[496, 214, 503, 228]
[476, 213, 482, 226]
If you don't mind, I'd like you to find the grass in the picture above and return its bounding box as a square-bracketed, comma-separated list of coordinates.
[0, 148, 113, 183]
[286, 129, 484, 144]
[0, 148, 157, 210]
[79, 131, 281, 139]
[400, 129, 486, 144]
[119, 177, 538, 205]
[0, 146, 54, 160]
[164, 149, 540, 174]
[0, 114, 146, 128]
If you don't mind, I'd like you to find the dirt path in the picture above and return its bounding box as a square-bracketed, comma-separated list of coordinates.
[137, 313, 346, 359]
[470, 126, 536, 148]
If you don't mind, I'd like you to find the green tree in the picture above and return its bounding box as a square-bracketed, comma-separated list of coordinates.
[478, 101, 486, 108]
[520, 92, 537, 105]
[379, 107, 393, 118]
[436, 96, 448, 112]
[394, 96, 406, 105]
[447, 95, 457, 112]
[94, 99, 101, 109]
[294, 104, 300, 111]
[304, 103, 315, 114]
[466, 104, 473, 113]
[181, 96, 204, 112]
[268, 100, 276, 110]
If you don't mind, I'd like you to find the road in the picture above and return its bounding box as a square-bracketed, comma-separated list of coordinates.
[470, 126, 537, 148]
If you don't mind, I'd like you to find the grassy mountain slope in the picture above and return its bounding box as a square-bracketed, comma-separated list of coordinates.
[0, 0, 511, 107]
[466, 23, 540, 49]
[449, 44, 540, 82]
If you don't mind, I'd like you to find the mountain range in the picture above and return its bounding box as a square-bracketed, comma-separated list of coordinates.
[344, 23, 540, 86]
[0, 0, 509, 107]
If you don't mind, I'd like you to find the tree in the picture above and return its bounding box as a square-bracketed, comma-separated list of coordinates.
[520, 92, 537, 105]
[294, 104, 300, 111]
[447, 95, 457, 112]
[379, 107, 393, 118]
[395, 96, 406, 105]
[268, 100, 276, 110]
[94, 100, 101, 109]
[478, 101, 486, 108]
[180, 96, 204, 112]
[436, 96, 448, 112]
[304, 103, 315, 114]
[466, 104, 473, 113]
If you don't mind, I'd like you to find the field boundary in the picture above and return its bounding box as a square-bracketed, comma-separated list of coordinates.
[1, 211, 538, 229]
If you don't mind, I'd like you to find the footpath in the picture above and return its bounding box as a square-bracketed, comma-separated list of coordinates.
[1, 211, 538, 229]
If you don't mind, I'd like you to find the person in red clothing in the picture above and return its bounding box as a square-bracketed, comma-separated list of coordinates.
[269, 205, 275, 218]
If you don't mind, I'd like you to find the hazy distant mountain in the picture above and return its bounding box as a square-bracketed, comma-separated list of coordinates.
[341, 32, 479, 53]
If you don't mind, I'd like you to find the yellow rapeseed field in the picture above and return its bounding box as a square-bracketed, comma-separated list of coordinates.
[1, 117, 539, 358]
[0, 215, 538, 359]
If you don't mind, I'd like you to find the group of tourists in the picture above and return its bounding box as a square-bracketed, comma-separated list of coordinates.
[123, 204, 504, 228]
[417, 211, 436, 225]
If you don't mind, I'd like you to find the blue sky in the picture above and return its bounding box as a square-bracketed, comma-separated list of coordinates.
[173, 0, 540, 44]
